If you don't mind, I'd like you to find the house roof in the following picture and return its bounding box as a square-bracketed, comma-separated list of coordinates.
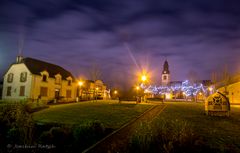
[22, 57, 75, 80]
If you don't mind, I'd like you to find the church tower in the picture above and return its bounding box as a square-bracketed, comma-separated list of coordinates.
[161, 60, 170, 86]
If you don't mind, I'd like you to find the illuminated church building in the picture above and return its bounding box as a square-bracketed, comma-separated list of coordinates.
[161, 60, 170, 86]
[159, 60, 211, 100]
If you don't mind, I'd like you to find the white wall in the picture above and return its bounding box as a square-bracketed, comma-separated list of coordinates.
[2, 63, 32, 101]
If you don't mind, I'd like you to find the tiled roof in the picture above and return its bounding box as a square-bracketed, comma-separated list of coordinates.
[22, 57, 74, 80]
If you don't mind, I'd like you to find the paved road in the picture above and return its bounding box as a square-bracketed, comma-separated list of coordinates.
[83, 104, 167, 153]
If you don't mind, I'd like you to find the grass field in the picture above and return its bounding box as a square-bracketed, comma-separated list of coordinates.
[33, 100, 153, 129]
[155, 102, 240, 151]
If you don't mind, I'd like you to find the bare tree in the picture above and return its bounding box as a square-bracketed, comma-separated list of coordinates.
[222, 64, 230, 94]
[187, 70, 199, 84]
[211, 71, 217, 84]
[88, 63, 102, 81]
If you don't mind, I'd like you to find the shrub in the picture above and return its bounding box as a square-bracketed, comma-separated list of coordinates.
[0, 103, 35, 153]
[39, 126, 72, 145]
[73, 121, 105, 150]
[25, 101, 49, 113]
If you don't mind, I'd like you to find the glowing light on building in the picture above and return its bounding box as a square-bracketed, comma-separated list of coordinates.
[140, 80, 209, 97]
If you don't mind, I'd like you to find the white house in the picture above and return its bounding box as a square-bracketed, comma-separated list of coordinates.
[2, 56, 77, 103]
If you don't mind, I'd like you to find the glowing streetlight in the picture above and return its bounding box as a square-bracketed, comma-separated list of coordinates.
[141, 75, 147, 82]
[136, 86, 140, 90]
[94, 87, 99, 102]
[77, 81, 84, 102]
[78, 81, 83, 86]
[208, 87, 213, 92]
[114, 90, 118, 94]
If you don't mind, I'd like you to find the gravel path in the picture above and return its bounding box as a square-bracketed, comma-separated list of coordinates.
[83, 104, 167, 153]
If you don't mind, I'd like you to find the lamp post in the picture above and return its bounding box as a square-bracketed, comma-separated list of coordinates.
[114, 90, 119, 103]
[208, 87, 213, 94]
[114, 90, 118, 98]
[78, 81, 83, 101]
[141, 75, 147, 82]
[95, 87, 99, 102]
[141, 74, 147, 102]
[136, 86, 140, 103]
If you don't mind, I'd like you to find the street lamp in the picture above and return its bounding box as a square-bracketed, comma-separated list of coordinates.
[95, 87, 99, 102]
[208, 87, 213, 95]
[141, 75, 147, 82]
[78, 81, 84, 101]
[136, 86, 140, 103]
[136, 86, 140, 90]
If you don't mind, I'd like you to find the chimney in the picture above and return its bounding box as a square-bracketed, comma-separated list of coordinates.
[16, 55, 23, 63]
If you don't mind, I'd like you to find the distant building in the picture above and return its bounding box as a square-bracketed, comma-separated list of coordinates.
[2, 56, 77, 103]
[215, 74, 240, 104]
[161, 60, 170, 86]
[81, 80, 111, 100]
[158, 60, 211, 100]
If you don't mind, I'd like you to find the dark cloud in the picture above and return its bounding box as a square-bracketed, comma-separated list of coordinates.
[1, 0, 240, 89]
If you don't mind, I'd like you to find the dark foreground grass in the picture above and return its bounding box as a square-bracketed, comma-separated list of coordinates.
[160, 102, 240, 151]
[33, 101, 153, 129]
[130, 102, 240, 153]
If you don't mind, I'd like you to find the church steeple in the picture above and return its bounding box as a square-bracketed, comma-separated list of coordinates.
[161, 60, 170, 86]
[162, 60, 170, 74]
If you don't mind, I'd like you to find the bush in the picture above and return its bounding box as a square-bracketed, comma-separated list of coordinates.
[25, 102, 49, 113]
[73, 121, 105, 150]
[39, 126, 73, 146]
[0, 103, 35, 153]
[37, 121, 106, 152]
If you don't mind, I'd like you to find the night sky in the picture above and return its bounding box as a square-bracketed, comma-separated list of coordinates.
[1, 0, 240, 89]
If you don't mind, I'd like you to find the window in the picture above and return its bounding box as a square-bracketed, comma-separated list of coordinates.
[55, 77, 61, 84]
[66, 90, 71, 98]
[40, 87, 48, 97]
[68, 80, 72, 86]
[163, 76, 167, 80]
[42, 75, 47, 82]
[7, 86, 11, 96]
[20, 72, 27, 82]
[19, 86, 25, 96]
[7, 73, 14, 83]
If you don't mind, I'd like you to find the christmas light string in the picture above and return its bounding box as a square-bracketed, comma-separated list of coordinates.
[140, 80, 208, 97]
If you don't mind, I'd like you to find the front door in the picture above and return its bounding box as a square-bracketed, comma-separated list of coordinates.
[55, 89, 60, 100]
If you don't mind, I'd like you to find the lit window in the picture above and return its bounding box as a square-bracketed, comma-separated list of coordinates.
[7, 73, 14, 83]
[20, 72, 27, 82]
[19, 86, 25, 96]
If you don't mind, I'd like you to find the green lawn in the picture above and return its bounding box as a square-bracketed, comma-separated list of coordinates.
[157, 102, 240, 151]
[33, 101, 153, 129]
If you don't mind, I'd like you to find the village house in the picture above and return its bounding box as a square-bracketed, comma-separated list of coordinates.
[2, 56, 77, 103]
[80, 79, 111, 100]
[215, 74, 240, 104]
